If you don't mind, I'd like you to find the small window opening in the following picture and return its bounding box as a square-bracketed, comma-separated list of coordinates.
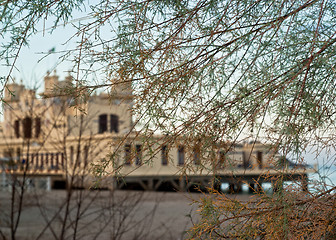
[35, 118, 41, 138]
[243, 151, 249, 169]
[110, 114, 119, 133]
[125, 144, 132, 165]
[135, 145, 142, 166]
[23, 117, 32, 139]
[257, 151, 263, 169]
[193, 146, 201, 165]
[219, 151, 226, 168]
[161, 145, 168, 166]
[98, 114, 108, 133]
[178, 146, 185, 166]
[14, 120, 20, 138]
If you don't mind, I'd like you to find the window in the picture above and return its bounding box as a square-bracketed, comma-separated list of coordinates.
[178, 146, 185, 166]
[243, 151, 249, 169]
[4, 148, 14, 169]
[35, 118, 41, 138]
[161, 145, 168, 165]
[125, 144, 132, 165]
[219, 151, 226, 168]
[16, 148, 21, 159]
[98, 114, 108, 133]
[110, 114, 119, 133]
[257, 151, 263, 169]
[14, 119, 20, 138]
[23, 117, 32, 139]
[135, 145, 142, 166]
[193, 146, 201, 165]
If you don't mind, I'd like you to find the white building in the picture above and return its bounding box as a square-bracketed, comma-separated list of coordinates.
[0, 72, 310, 192]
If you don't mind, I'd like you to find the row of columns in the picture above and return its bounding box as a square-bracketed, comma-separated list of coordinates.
[19, 152, 65, 171]
[114, 175, 309, 193]
[225, 177, 309, 193]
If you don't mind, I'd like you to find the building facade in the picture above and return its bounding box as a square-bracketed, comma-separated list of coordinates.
[0, 72, 310, 192]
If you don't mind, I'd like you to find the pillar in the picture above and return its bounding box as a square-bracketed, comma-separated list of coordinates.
[229, 183, 235, 193]
[256, 182, 263, 193]
[272, 180, 283, 193]
[248, 182, 255, 193]
[148, 179, 154, 191]
[179, 178, 186, 192]
[301, 175, 309, 192]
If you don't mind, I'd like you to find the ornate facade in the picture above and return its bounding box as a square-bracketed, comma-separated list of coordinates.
[0, 72, 310, 192]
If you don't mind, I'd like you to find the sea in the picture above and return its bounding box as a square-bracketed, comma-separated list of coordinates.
[308, 165, 336, 193]
[220, 165, 336, 194]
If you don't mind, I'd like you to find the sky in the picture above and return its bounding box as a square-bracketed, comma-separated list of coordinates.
[0, 8, 92, 95]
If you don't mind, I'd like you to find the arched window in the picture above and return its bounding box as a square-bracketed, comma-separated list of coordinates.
[110, 114, 119, 133]
[23, 117, 32, 139]
[98, 114, 108, 133]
